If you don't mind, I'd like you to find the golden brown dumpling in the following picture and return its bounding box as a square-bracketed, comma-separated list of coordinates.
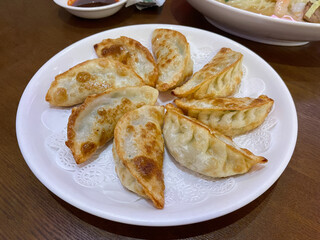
[112, 147, 148, 199]
[46, 58, 144, 107]
[163, 104, 267, 178]
[94, 36, 158, 87]
[113, 105, 165, 209]
[173, 48, 243, 99]
[66, 86, 159, 164]
[152, 28, 193, 91]
[174, 95, 274, 137]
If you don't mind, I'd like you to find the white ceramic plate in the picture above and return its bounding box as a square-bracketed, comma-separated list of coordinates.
[187, 0, 320, 46]
[16, 24, 297, 226]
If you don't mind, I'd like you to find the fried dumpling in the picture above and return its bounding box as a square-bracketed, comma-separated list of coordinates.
[173, 48, 243, 99]
[174, 95, 274, 137]
[46, 58, 144, 107]
[94, 36, 158, 87]
[163, 104, 267, 178]
[152, 28, 193, 91]
[66, 86, 159, 164]
[113, 105, 165, 209]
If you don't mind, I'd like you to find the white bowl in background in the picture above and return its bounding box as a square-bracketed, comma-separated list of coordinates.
[53, 0, 127, 19]
[187, 0, 320, 46]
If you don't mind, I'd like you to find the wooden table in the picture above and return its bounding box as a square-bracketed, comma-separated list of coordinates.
[1, 0, 319, 239]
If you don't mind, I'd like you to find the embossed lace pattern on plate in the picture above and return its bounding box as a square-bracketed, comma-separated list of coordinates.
[43, 43, 278, 206]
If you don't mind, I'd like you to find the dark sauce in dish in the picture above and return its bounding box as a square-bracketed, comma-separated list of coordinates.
[70, 0, 119, 7]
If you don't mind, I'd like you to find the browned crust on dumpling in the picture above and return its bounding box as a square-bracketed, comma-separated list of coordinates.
[152, 28, 193, 92]
[94, 36, 158, 87]
[66, 86, 159, 164]
[65, 88, 117, 164]
[46, 58, 144, 107]
[66, 112, 97, 164]
[114, 105, 165, 209]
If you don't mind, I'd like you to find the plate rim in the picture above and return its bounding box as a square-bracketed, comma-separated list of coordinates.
[16, 24, 298, 226]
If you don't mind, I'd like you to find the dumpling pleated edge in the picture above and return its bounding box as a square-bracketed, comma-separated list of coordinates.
[163, 104, 267, 178]
[172, 47, 243, 99]
[174, 95, 274, 137]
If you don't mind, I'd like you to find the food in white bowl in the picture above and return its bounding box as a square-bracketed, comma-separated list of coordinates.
[215, 0, 320, 23]
[53, 0, 127, 19]
[187, 0, 320, 46]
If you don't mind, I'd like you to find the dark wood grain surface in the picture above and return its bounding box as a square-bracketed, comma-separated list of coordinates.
[1, 0, 320, 239]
